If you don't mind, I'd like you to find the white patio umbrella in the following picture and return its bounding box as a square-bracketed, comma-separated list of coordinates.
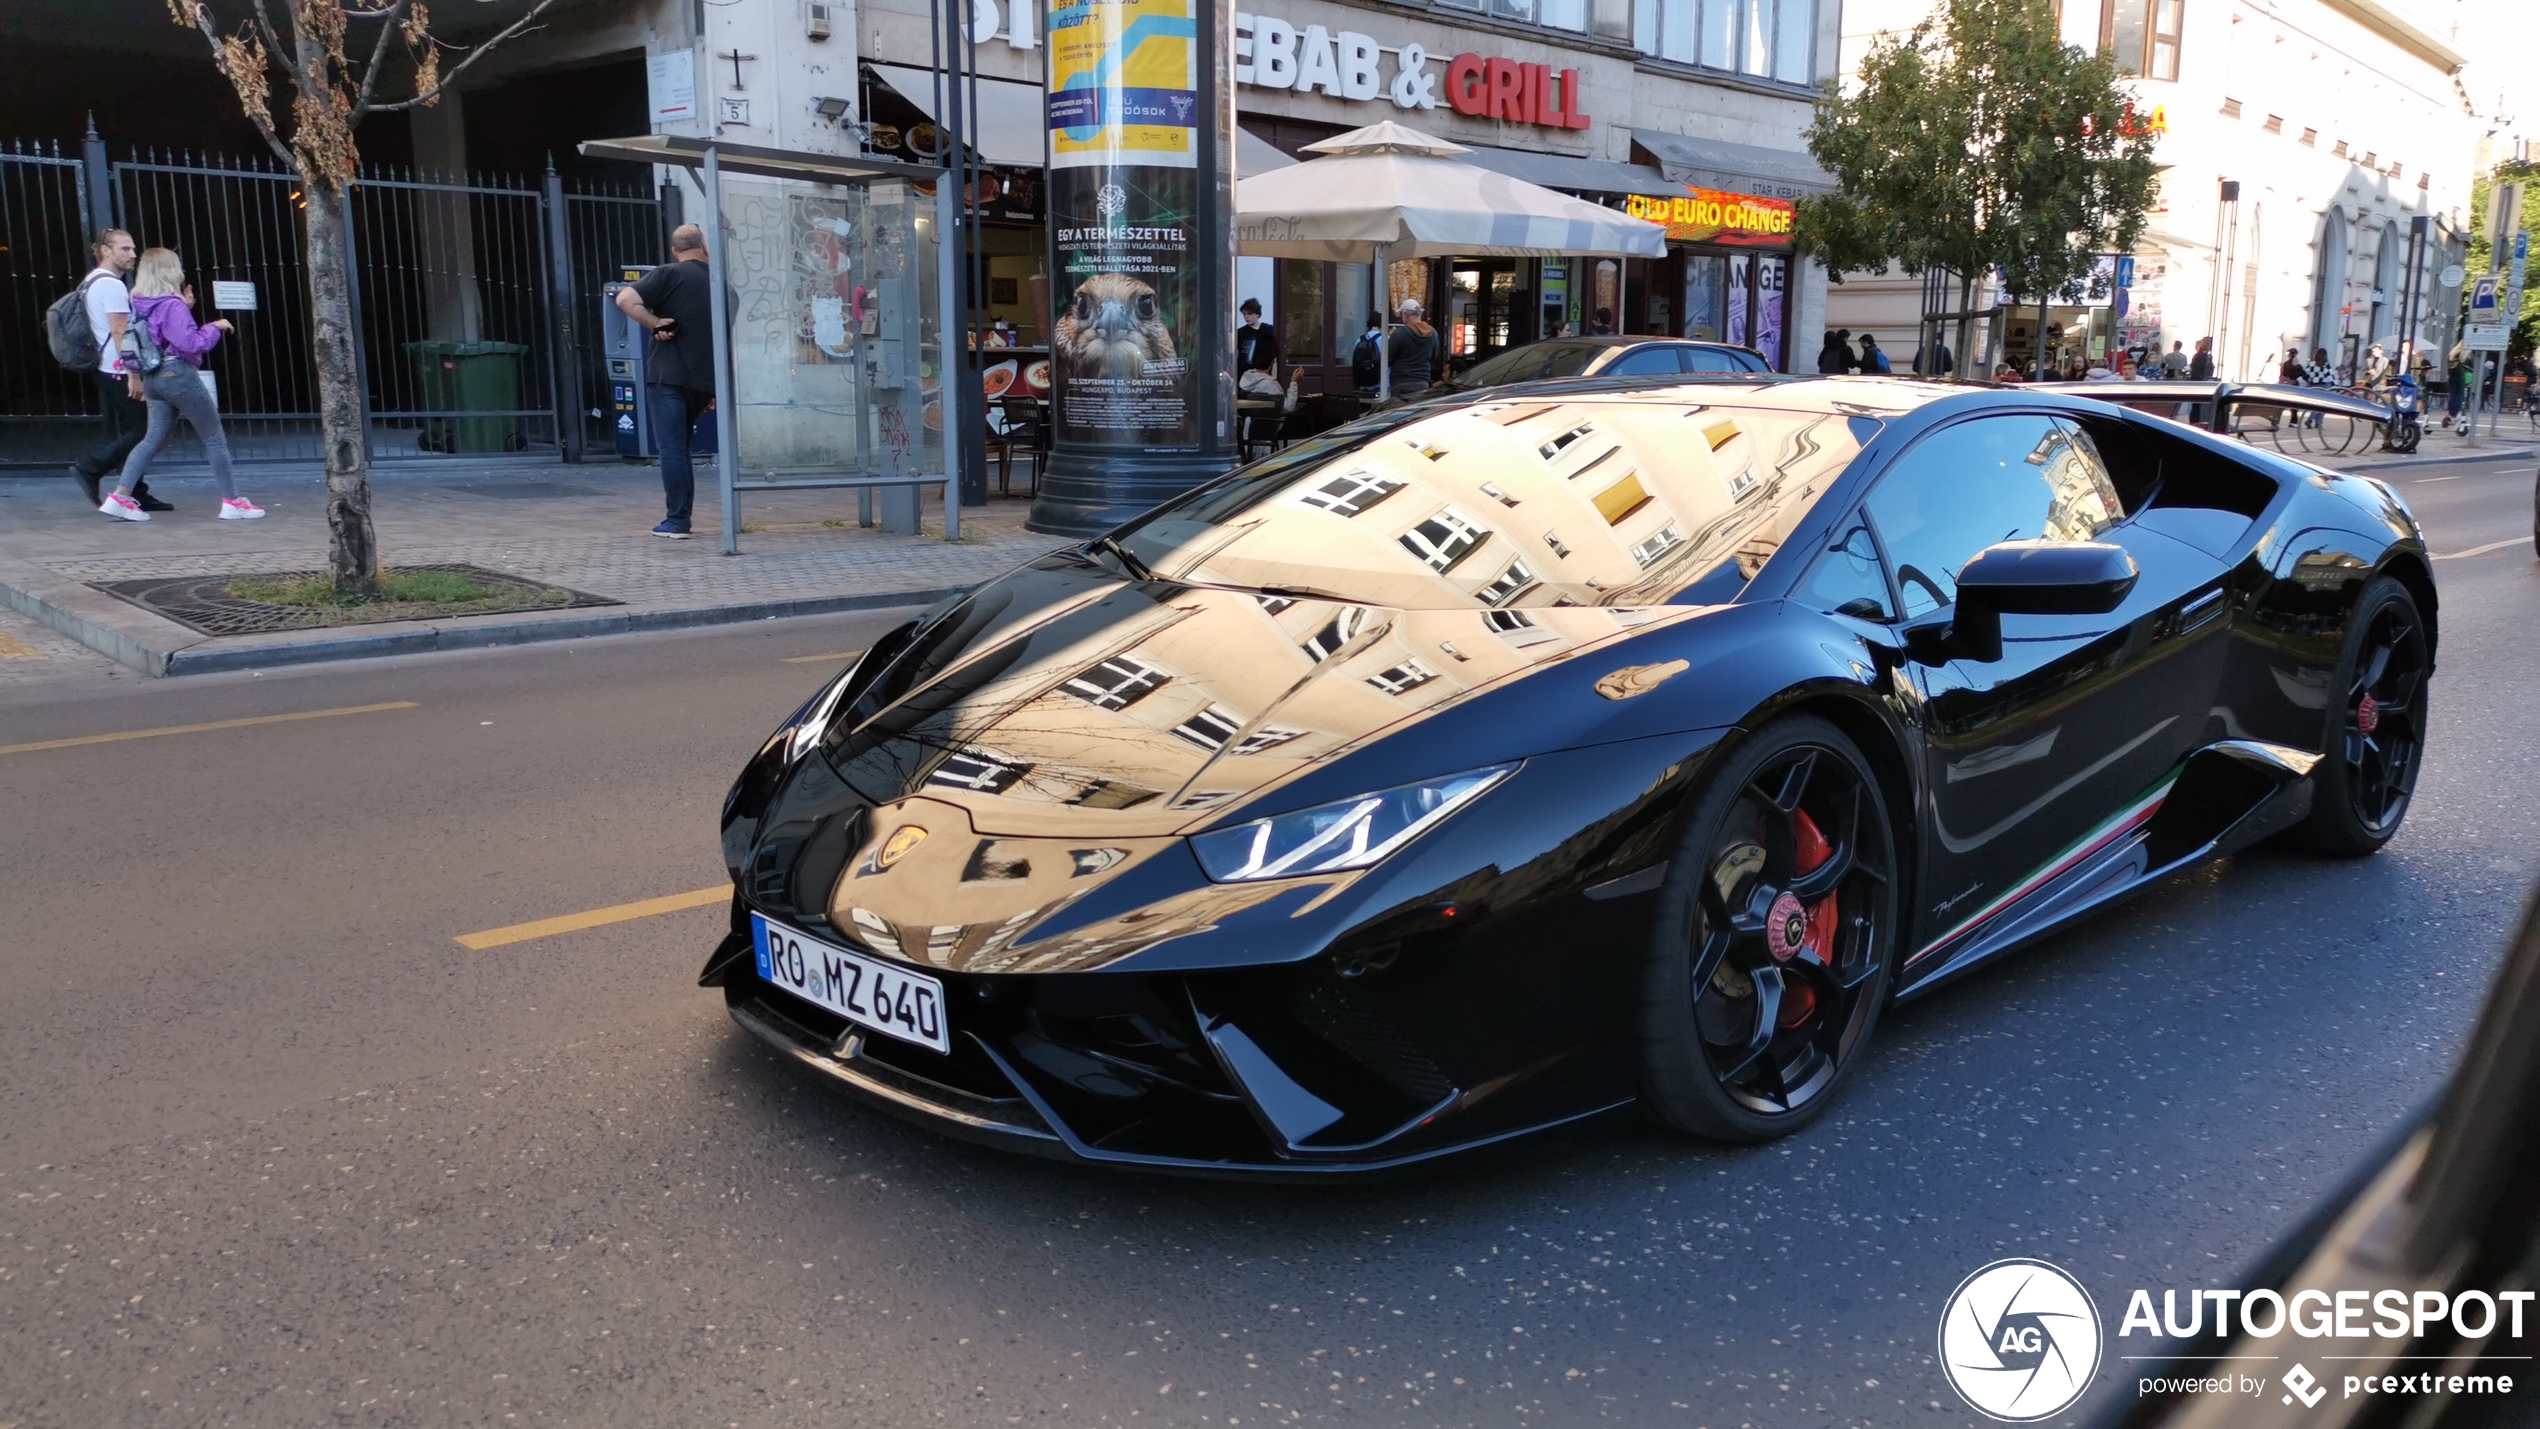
[1234, 120, 1668, 400]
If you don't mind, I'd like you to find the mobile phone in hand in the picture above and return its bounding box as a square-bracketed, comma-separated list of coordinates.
[654, 317, 678, 340]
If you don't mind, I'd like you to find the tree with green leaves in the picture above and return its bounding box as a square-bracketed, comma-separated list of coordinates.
[1794, 0, 2160, 379]
[169, 0, 573, 596]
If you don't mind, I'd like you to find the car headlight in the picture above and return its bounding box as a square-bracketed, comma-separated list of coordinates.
[785, 665, 858, 764]
[1190, 764, 1517, 882]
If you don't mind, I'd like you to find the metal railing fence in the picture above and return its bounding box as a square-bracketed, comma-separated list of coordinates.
[0, 127, 662, 470]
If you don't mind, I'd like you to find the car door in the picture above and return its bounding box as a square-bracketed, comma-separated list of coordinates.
[1860, 413, 2221, 956]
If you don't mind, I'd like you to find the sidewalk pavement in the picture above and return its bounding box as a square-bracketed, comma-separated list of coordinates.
[0, 459, 1067, 676]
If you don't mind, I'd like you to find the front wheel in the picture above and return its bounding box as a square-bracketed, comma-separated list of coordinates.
[1641, 717, 1899, 1142]
[2297, 576, 2430, 856]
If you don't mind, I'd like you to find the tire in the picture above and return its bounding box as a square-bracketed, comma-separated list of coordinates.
[1641, 716, 1900, 1142]
[2297, 575, 2431, 857]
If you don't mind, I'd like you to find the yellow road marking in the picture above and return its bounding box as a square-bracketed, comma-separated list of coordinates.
[2433, 537, 2529, 561]
[0, 700, 417, 756]
[455, 885, 730, 950]
[782, 649, 865, 664]
[0, 632, 42, 660]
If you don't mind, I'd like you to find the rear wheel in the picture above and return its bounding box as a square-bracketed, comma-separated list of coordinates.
[2298, 576, 2430, 857]
[1641, 717, 1898, 1142]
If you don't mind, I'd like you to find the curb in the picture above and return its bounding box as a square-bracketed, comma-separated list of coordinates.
[2334, 445, 2537, 473]
[0, 563, 960, 677]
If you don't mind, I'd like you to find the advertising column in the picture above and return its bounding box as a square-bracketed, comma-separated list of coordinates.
[1029, 0, 1236, 536]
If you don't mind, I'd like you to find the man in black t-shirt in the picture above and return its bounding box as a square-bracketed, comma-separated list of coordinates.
[614, 224, 718, 537]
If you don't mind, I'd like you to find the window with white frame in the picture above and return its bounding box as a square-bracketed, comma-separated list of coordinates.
[1301, 606, 1371, 663]
[1299, 470, 1403, 517]
[1475, 558, 1540, 607]
[929, 749, 1031, 793]
[1399, 507, 1488, 573]
[1172, 705, 1246, 751]
[1632, 0, 1816, 84]
[1366, 659, 1440, 695]
[1060, 653, 1170, 710]
[1630, 523, 1688, 568]
[1440, 0, 1588, 33]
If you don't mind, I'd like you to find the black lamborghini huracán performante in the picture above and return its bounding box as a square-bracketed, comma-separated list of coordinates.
[703, 376, 2436, 1177]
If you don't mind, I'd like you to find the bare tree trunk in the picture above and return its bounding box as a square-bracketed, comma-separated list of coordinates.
[303, 181, 378, 598]
[1956, 271, 1976, 382]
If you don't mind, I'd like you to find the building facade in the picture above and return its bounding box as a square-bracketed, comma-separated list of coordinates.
[1824, 0, 2482, 382]
[833, 0, 1845, 381]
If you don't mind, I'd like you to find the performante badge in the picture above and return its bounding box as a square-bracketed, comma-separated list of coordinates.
[1938, 1258, 2102, 1421]
[876, 825, 929, 870]
[1593, 659, 1690, 700]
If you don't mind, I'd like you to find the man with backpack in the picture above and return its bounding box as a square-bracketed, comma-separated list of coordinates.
[1350, 313, 1383, 393]
[53, 229, 165, 511]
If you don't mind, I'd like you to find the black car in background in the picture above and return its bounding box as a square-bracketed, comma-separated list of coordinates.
[1423, 335, 1771, 400]
[708, 375, 2437, 1177]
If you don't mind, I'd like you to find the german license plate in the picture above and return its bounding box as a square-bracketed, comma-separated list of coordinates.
[751, 912, 949, 1055]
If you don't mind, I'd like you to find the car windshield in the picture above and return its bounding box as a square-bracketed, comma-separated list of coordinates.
[1443, 340, 1609, 390]
[1112, 391, 1885, 610]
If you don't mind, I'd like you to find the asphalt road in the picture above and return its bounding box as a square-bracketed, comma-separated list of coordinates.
[3, 457, 2536, 1429]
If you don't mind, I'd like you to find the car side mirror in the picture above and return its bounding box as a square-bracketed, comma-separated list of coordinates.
[1903, 540, 2138, 665]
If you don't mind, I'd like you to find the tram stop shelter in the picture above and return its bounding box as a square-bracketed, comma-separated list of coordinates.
[577, 133, 968, 553]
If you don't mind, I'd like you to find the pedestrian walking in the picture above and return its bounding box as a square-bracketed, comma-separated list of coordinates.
[66, 229, 166, 513]
[2445, 344, 2470, 427]
[2158, 340, 2190, 377]
[2304, 346, 2336, 388]
[2189, 337, 2215, 381]
[1384, 299, 1439, 396]
[2279, 347, 2305, 385]
[1926, 336, 1954, 377]
[613, 223, 718, 538]
[1857, 333, 1891, 373]
[97, 248, 259, 522]
[1815, 331, 1852, 374]
[1587, 307, 1615, 336]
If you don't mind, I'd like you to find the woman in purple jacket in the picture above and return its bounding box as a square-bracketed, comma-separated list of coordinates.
[99, 248, 261, 521]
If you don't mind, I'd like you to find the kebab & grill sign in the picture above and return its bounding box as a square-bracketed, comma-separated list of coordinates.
[1626, 188, 1795, 247]
[1233, 11, 1590, 131]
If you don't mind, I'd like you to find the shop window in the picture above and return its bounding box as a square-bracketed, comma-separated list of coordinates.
[1279, 261, 1326, 368]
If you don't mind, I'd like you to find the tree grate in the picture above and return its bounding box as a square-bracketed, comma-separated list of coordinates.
[89, 563, 620, 638]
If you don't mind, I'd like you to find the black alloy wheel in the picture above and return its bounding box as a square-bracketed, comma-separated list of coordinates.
[2299, 575, 2430, 857]
[1642, 716, 1898, 1142]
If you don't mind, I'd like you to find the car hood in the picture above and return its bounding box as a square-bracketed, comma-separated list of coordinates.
[820, 556, 1719, 841]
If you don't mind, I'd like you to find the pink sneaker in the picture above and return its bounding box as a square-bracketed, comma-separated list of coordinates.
[219, 496, 266, 520]
[99, 492, 149, 522]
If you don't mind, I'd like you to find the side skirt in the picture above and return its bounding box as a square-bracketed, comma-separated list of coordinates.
[1893, 740, 2318, 1001]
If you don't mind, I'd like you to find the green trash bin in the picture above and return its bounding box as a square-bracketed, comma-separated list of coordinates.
[406, 340, 529, 453]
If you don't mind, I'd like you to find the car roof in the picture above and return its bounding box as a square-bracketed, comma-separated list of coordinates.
[1438, 371, 1977, 419]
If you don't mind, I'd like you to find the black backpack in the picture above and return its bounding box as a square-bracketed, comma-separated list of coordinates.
[46, 273, 114, 371]
[1350, 330, 1382, 389]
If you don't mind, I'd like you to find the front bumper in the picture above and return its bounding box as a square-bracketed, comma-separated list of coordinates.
[707, 909, 1640, 1180]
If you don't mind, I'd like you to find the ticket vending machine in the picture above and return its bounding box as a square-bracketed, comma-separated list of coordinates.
[601, 264, 654, 459]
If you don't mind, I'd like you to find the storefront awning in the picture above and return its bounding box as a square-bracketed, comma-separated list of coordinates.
[1628, 131, 1833, 198]
[1455, 145, 1682, 200]
[868, 64, 1047, 168]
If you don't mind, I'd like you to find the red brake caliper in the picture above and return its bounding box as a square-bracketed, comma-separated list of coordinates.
[1773, 808, 1839, 1028]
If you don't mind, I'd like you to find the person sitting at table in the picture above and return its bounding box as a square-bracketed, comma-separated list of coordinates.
[1236, 299, 1278, 383]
